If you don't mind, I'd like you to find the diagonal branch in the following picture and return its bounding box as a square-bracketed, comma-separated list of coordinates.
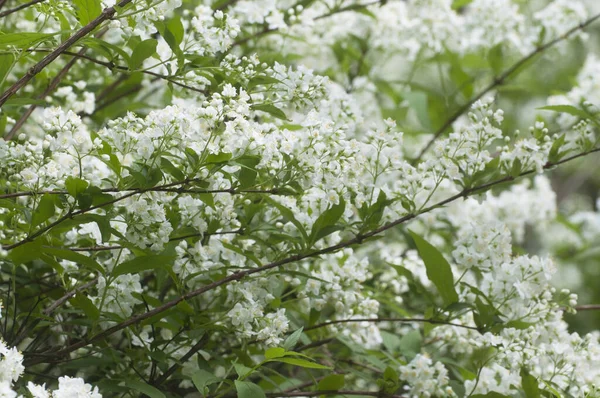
[4, 47, 87, 140]
[0, 0, 133, 110]
[303, 317, 479, 332]
[413, 13, 600, 162]
[63, 229, 243, 252]
[0, 0, 46, 18]
[22, 146, 600, 367]
[265, 391, 406, 398]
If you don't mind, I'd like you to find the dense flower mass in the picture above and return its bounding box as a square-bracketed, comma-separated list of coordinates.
[1, 0, 600, 397]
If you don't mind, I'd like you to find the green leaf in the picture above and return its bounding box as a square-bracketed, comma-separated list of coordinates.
[360, 190, 391, 232]
[265, 347, 286, 359]
[42, 247, 105, 275]
[166, 16, 184, 47]
[73, 0, 102, 25]
[31, 195, 55, 228]
[408, 230, 459, 306]
[317, 374, 345, 390]
[161, 157, 185, 181]
[282, 327, 304, 351]
[233, 362, 253, 378]
[398, 330, 422, 361]
[0, 32, 55, 49]
[538, 105, 592, 120]
[452, 0, 474, 9]
[521, 369, 541, 398]
[383, 366, 398, 381]
[65, 176, 89, 198]
[487, 44, 504, 76]
[251, 103, 288, 120]
[130, 39, 158, 70]
[3, 97, 48, 107]
[112, 255, 175, 277]
[83, 38, 131, 64]
[247, 75, 282, 91]
[236, 156, 260, 189]
[0, 54, 15, 85]
[309, 197, 345, 245]
[235, 381, 266, 398]
[127, 380, 165, 398]
[263, 197, 309, 243]
[9, 240, 43, 264]
[69, 293, 100, 320]
[270, 357, 331, 369]
[403, 91, 430, 130]
[191, 370, 220, 396]
[548, 133, 569, 164]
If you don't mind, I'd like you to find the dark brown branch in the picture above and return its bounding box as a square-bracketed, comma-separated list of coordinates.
[5, 48, 85, 140]
[43, 278, 98, 316]
[151, 334, 209, 386]
[63, 229, 243, 252]
[304, 317, 479, 332]
[0, 0, 133, 110]
[22, 146, 600, 367]
[0, 183, 279, 200]
[20, 49, 208, 96]
[0, 0, 45, 18]
[414, 13, 600, 162]
[10, 278, 99, 346]
[574, 304, 600, 311]
[265, 391, 405, 397]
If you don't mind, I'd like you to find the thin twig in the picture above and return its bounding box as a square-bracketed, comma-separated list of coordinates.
[63, 229, 243, 252]
[0, 0, 133, 109]
[265, 391, 405, 397]
[0, 183, 279, 199]
[22, 146, 600, 367]
[19, 49, 208, 96]
[304, 317, 479, 332]
[5, 48, 85, 140]
[0, 0, 45, 18]
[42, 278, 99, 316]
[414, 13, 600, 162]
[574, 304, 600, 311]
[152, 334, 209, 386]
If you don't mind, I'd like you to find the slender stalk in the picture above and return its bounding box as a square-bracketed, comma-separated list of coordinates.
[414, 13, 600, 162]
[0, 0, 133, 109]
[0, 0, 45, 18]
[304, 317, 479, 332]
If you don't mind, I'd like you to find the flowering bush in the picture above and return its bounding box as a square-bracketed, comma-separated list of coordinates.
[1, 0, 600, 396]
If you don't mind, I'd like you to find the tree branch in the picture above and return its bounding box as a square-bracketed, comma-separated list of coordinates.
[62, 229, 243, 252]
[5, 47, 86, 140]
[265, 391, 405, 398]
[22, 146, 600, 367]
[304, 317, 479, 332]
[0, 0, 133, 110]
[0, 0, 45, 18]
[413, 13, 600, 162]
